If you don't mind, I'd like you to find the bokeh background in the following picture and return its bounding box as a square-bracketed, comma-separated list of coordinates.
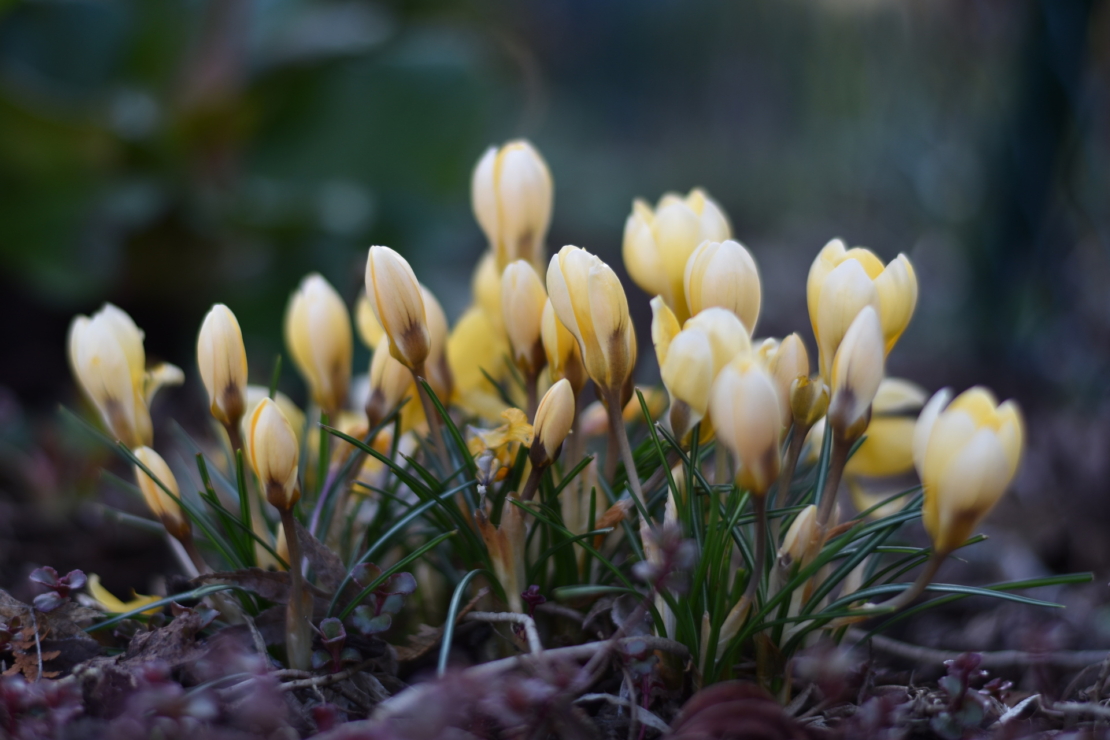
[0, 0, 1108, 654]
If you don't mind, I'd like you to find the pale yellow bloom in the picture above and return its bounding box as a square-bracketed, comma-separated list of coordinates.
[197, 304, 248, 427]
[364, 246, 430, 371]
[447, 306, 512, 420]
[68, 304, 182, 448]
[546, 246, 636, 397]
[284, 274, 353, 414]
[622, 189, 731, 323]
[531, 379, 575, 465]
[709, 357, 783, 495]
[807, 239, 917, 378]
[684, 239, 762, 332]
[914, 387, 1023, 554]
[366, 338, 420, 430]
[845, 378, 928, 479]
[133, 446, 190, 542]
[240, 386, 304, 463]
[87, 574, 161, 616]
[472, 251, 504, 331]
[472, 140, 553, 271]
[501, 261, 548, 374]
[470, 408, 535, 453]
[760, 334, 810, 427]
[248, 398, 301, 510]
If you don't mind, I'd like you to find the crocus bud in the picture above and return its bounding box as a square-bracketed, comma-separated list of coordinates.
[541, 299, 586, 399]
[778, 504, 818, 566]
[828, 306, 884, 437]
[355, 291, 385, 349]
[659, 308, 750, 437]
[472, 140, 553, 271]
[622, 189, 731, 323]
[501, 261, 548, 375]
[764, 333, 810, 426]
[709, 357, 783, 495]
[365, 246, 430, 371]
[133, 446, 190, 542]
[197, 304, 248, 427]
[913, 387, 1024, 554]
[248, 398, 301, 510]
[530, 379, 575, 466]
[240, 386, 305, 464]
[365, 339, 417, 429]
[284, 274, 353, 414]
[807, 239, 917, 378]
[845, 378, 927, 478]
[546, 246, 636, 398]
[684, 239, 762, 332]
[68, 304, 182, 448]
[789, 376, 829, 429]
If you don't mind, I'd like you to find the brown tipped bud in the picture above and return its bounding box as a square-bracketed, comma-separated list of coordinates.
[501, 260, 548, 375]
[364, 246, 430, 371]
[778, 504, 818, 567]
[284, 274, 353, 414]
[197, 304, 248, 428]
[530, 379, 575, 466]
[248, 398, 301, 510]
[133, 446, 190, 542]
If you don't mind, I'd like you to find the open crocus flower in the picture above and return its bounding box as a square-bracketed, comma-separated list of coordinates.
[913, 386, 1024, 555]
[807, 239, 917, 379]
[68, 304, 183, 448]
[622, 188, 731, 323]
[447, 305, 513, 421]
[87, 574, 161, 616]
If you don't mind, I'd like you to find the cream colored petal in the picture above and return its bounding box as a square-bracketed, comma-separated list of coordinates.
[586, 260, 634, 390]
[912, 388, 952, 475]
[685, 239, 761, 332]
[922, 407, 979, 490]
[661, 329, 714, 420]
[472, 251, 503, 330]
[500, 261, 548, 367]
[806, 238, 847, 345]
[356, 292, 386, 349]
[622, 211, 670, 302]
[828, 306, 884, 430]
[495, 141, 553, 267]
[927, 427, 1011, 553]
[692, 189, 731, 241]
[873, 377, 927, 414]
[815, 259, 880, 378]
[873, 253, 918, 354]
[844, 417, 917, 478]
[684, 307, 751, 374]
[96, 304, 146, 388]
[365, 248, 429, 370]
[471, 146, 499, 247]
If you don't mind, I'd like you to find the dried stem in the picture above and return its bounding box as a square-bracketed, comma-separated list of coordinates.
[465, 611, 544, 654]
[412, 362, 451, 472]
[858, 551, 945, 615]
[279, 507, 313, 671]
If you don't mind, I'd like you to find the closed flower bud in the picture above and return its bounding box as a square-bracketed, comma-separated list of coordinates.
[650, 296, 681, 370]
[845, 378, 927, 478]
[778, 504, 818, 566]
[709, 358, 783, 495]
[248, 398, 301, 510]
[622, 189, 731, 323]
[133, 446, 189, 542]
[763, 333, 810, 426]
[789, 376, 829, 429]
[365, 338, 417, 429]
[501, 261, 548, 375]
[541, 299, 586, 399]
[197, 304, 248, 427]
[659, 308, 750, 437]
[807, 239, 918, 378]
[365, 246, 430, 371]
[546, 246, 636, 397]
[68, 304, 181, 448]
[530, 379, 575, 466]
[684, 239, 762, 332]
[828, 306, 884, 436]
[914, 387, 1024, 554]
[240, 386, 304, 464]
[355, 291, 385, 349]
[285, 274, 353, 414]
[472, 140, 553, 271]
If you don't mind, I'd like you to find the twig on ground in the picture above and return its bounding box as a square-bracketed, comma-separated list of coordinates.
[466, 611, 543, 655]
[28, 607, 43, 683]
[849, 629, 1110, 669]
[280, 659, 377, 692]
[373, 636, 689, 722]
[536, 602, 585, 624]
[242, 612, 269, 664]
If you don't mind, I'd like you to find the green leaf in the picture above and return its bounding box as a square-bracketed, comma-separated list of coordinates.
[438, 569, 484, 677]
[336, 530, 458, 620]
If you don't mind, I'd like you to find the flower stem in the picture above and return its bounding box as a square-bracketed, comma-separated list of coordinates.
[816, 432, 850, 528]
[280, 507, 313, 671]
[774, 424, 808, 511]
[519, 463, 544, 502]
[742, 495, 768, 606]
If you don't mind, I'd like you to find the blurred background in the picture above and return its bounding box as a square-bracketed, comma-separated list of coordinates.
[0, 0, 1108, 651]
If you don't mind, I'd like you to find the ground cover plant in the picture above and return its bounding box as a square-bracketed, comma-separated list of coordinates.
[4, 139, 1099, 739]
